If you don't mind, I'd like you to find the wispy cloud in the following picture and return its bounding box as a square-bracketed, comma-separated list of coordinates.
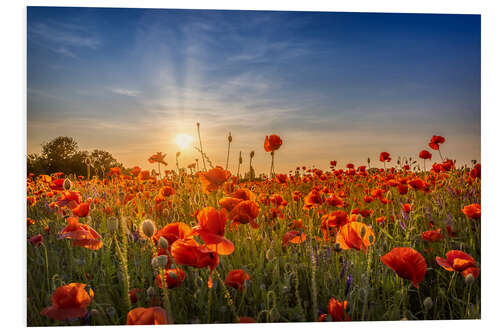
[109, 88, 141, 97]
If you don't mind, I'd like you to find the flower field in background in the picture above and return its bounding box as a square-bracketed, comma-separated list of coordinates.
[26, 133, 481, 326]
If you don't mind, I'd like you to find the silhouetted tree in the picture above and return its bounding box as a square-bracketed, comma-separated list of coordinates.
[27, 136, 123, 177]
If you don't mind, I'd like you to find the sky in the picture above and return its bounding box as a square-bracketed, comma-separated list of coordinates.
[27, 7, 481, 174]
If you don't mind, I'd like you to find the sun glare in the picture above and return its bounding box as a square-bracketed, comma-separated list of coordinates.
[175, 133, 194, 150]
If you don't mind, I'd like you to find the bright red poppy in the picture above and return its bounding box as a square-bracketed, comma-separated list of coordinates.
[462, 203, 481, 219]
[335, 222, 375, 252]
[199, 167, 231, 194]
[192, 206, 234, 255]
[419, 150, 432, 160]
[155, 268, 186, 289]
[327, 297, 350, 321]
[40, 283, 94, 321]
[421, 229, 444, 242]
[58, 217, 103, 250]
[225, 269, 250, 291]
[429, 135, 445, 150]
[126, 307, 168, 325]
[264, 134, 283, 152]
[380, 247, 427, 288]
[435, 250, 480, 279]
[379, 152, 391, 162]
[282, 230, 306, 247]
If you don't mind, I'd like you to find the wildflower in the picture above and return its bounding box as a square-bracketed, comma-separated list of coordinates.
[421, 229, 444, 242]
[380, 247, 427, 288]
[155, 268, 186, 289]
[58, 217, 103, 250]
[335, 222, 375, 251]
[40, 283, 94, 321]
[435, 250, 480, 279]
[429, 135, 445, 150]
[228, 200, 260, 229]
[327, 297, 350, 321]
[225, 269, 250, 291]
[192, 206, 234, 255]
[29, 234, 43, 246]
[462, 203, 481, 220]
[199, 167, 231, 194]
[264, 134, 282, 152]
[379, 152, 391, 162]
[126, 307, 168, 325]
[419, 150, 432, 160]
[282, 230, 306, 247]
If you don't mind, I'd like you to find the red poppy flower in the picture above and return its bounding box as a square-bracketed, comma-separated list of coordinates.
[225, 269, 250, 291]
[462, 203, 480, 219]
[421, 229, 444, 242]
[40, 283, 94, 321]
[419, 150, 432, 160]
[192, 206, 234, 255]
[326, 194, 344, 207]
[380, 247, 427, 288]
[228, 200, 260, 229]
[335, 222, 375, 252]
[153, 222, 192, 250]
[29, 234, 43, 246]
[72, 198, 92, 217]
[126, 307, 168, 325]
[303, 189, 324, 209]
[379, 152, 391, 162]
[435, 250, 480, 278]
[148, 152, 168, 166]
[171, 239, 219, 288]
[199, 167, 231, 194]
[429, 135, 445, 150]
[282, 230, 306, 247]
[58, 217, 103, 250]
[327, 297, 350, 321]
[155, 268, 186, 289]
[264, 134, 282, 152]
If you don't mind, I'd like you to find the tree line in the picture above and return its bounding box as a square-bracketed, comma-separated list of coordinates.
[27, 136, 123, 177]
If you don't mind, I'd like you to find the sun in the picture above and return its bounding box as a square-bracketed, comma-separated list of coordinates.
[175, 133, 194, 150]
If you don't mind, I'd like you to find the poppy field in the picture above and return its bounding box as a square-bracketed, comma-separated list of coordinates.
[26, 133, 481, 326]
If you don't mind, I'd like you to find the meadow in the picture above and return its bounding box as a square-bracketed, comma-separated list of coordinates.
[26, 134, 481, 325]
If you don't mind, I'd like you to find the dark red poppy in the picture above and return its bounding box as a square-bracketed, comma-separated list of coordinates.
[225, 269, 250, 291]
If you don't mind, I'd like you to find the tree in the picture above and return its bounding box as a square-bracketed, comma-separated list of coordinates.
[27, 136, 123, 177]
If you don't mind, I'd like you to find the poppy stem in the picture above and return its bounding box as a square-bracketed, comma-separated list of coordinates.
[438, 148, 444, 162]
[160, 267, 174, 324]
[270, 152, 275, 179]
[226, 137, 231, 171]
[197, 122, 207, 171]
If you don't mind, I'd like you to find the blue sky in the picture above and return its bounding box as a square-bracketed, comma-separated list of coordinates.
[27, 7, 480, 173]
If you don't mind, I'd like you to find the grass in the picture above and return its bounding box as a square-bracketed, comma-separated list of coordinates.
[26, 164, 480, 326]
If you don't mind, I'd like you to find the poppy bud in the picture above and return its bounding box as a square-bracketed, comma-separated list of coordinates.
[147, 286, 155, 298]
[158, 236, 169, 250]
[63, 178, 72, 190]
[228, 132, 232, 143]
[360, 227, 366, 238]
[250, 151, 255, 158]
[465, 273, 475, 285]
[423, 297, 433, 312]
[107, 217, 119, 233]
[176, 152, 181, 157]
[356, 214, 363, 222]
[152, 255, 169, 268]
[141, 219, 156, 238]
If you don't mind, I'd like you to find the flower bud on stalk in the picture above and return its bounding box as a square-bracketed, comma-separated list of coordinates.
[158, 236, 169, 250]
[140, 219, 156, 238]
[107, 217, 119, 233]
[423, 297, 433, 312]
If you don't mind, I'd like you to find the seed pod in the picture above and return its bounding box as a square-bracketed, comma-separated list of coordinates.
[158, 236, 169, 250]
[63, 178, 72, 191]
[228, 132, 232, 143]
[360, 227, 366, 238]
[423, 297, 433, 312]
[465, 273, 475, 285]
[250, 151, 255, 158]
[147, 286, 155, 297]
[140, 219, 156, 238]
